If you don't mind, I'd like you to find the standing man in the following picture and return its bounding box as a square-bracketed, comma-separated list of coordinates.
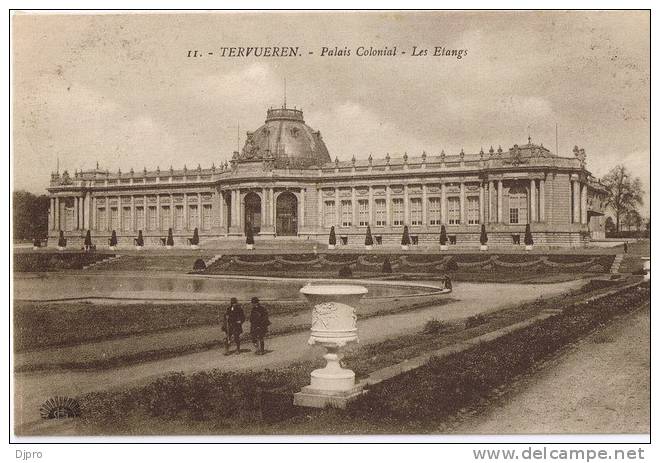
[249, 297, 270, 355]
[222, 297, 245, 355]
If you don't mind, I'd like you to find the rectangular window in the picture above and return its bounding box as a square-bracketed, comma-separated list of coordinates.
[161, 206, 170, 231]
[122, 207, 131, 231]
[410, 198, 422, 225]
[447, 197, 460, 225]
[375, 199, 386, 226]
[341, 200, 352, 227]
[148, 206, 157, 231]
[509, 191, 528, 224]
[110, 207, 119, 231]
[467, 197, 480, 225]
[428, 197, 441, 225]
[189, 205, 199, 230]
[97, 208, 107, 231]
[174, 205, 184, 230]
[392, 198, 404, 226]
[136, 207, 145, 231]
[358, 199, 369, 227]
[323, 200, 336, 227]
[202, 204, 212, 230]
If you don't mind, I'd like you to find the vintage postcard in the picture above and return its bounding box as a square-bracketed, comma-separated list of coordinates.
[10, 9, 650, 448]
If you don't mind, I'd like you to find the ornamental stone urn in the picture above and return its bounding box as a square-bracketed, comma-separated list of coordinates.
[294, 284, 368, 408]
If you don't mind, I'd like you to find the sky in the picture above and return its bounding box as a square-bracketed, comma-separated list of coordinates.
[12, 11, 650, 213]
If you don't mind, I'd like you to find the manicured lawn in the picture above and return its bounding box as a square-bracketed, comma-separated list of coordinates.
[60, 277, 639, 436]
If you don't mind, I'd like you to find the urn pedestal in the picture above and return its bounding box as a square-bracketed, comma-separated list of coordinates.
[294, 284, 368, 409]
[440, 244, 448, 251]
[480, 245, 488, 252]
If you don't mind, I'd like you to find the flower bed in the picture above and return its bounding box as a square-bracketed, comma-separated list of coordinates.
[13, 252, 116, 272]
[204, 253, 616, 276]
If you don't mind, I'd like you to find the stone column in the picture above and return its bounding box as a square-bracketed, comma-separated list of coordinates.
[131, 196, 135, 231]
[318, 188, 324, 228]
[441, 183, 446, 224]
[106, 196, 110, 231]
[385, 186, 391, 227]
[261, 189, 268, 230]
[368, 186, 374, 226]
[218, 191, 225, 229]
[238, 191, 244, 232]
[118, 196, 123, 232]
[85, 192, 91, 229]
[530, 179, 537, 223]
[403, 185, 409, 225]
[271, 190, 277, 228]
[572, 180, 581, 224]
[156, 195, 161, 231]
[479, 183, 485, 224]
[92, 197, 97, 231]
[55, 197, 60, 230]
[422, 184, 428, 226]
[581, 183, 588, 224]
[183, 194, 188, 230]
[144, 195, 148, 231]
[300, 189, 306, 229]
[197, 192, 202, 230]
[335, 188, 340, 226]
[74, 196, 79, 230]
[497, 180, 503, 223]
[351, 187, 356, 227]
[488, 180, 494, 223]
[459, 183, 465, 225]
[539, 179, 545, 222]
[49, 198, 55, 230]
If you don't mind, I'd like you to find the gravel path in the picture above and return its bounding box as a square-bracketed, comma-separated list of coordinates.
[14, 279, 583, 432]
[451, 304, 650, 434]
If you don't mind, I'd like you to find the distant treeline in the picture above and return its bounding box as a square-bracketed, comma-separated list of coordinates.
[13, 190, 50, 241]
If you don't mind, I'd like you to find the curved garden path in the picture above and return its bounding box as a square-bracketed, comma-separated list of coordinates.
[14, 279, 584, 432]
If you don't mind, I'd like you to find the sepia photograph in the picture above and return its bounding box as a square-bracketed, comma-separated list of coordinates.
[10, 9, 650, 444]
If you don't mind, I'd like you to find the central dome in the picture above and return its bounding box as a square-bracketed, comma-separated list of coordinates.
[238, 107, 331, 168]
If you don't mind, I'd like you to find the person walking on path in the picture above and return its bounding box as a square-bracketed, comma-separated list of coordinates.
[249, 297, 270, 355]
[222, 297, 245, 355]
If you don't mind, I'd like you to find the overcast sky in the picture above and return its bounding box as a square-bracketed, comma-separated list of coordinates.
[12, 11, 650, 212]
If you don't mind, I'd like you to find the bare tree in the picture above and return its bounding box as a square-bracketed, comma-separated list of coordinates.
[600, 165, 644, 232]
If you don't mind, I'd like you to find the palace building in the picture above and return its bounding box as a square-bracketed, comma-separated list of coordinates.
[47, 105, 608, 248]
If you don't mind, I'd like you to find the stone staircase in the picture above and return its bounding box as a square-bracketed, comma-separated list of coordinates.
[610, 254, 624, 274]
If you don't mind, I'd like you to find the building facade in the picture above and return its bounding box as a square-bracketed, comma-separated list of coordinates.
[47, 106, 608, 248]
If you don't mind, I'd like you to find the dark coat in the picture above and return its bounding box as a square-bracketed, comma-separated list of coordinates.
[222, 304, 245, 335]
[250, 304, 270, 337]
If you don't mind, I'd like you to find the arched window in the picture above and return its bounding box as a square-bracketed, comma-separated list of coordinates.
[509, 186, 528, 224]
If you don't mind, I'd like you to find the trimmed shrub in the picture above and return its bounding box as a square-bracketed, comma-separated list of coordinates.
[192, 258, 207, 271]
[480, 224, 488, 245]
[166, 228, 174, 246]
[191, 228, 199, 246]
[365, 225, 374, 246]
[136, 230, 144, 247]
[245, 225, 255, 245]
[465, 314, 486, 329]
[382, 257, 393, 274]
[84, 230, 92, 247]
[110, 230, 118, 247]
[58, 230, 66, 248]
[329, 226, 336, 246]
[423, 319, 450, 335]
[524, 224, 534, 246]
[440, 225, 448, 246]
[401, 225, 411, 246]
[338, 265, 353, 278]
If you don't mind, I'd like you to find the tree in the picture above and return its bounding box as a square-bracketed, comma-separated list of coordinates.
[166, 228, 174, 246]
[136, 230, 144, 247]
[524, 224, 534, 246]
[439, 225, 448, 246]
[604, 216, 616, 235]
[191, 227, 200, 245]
[329, 226, 336, 246]
[110, 230, 118, 247]
[480, 224, 488, 245]
[601, 165, 644, 232]
[245, 224, 255, 245]
[84, 230, 92, 248]
[365, 225, 373, 246]
[13, 190, 50, 241]
[401, 225, 411, 246]
[622, 209, 642, 232]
